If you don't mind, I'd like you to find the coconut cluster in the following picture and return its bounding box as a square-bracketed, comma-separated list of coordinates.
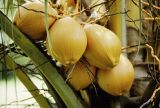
[14, 1, 134, 95]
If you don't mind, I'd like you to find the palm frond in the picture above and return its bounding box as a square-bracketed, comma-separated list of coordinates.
[3, 54, 53, 108]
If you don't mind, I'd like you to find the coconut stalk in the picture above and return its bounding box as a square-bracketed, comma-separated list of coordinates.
[126, 0, 149, 97]
[125, 0, 144, 62]
[1, 54, 52, 108]
[108, 0, 125, 41]
[126, 0, 140, 29]
[0, 11, 83, 108]
[126, 0, 141, 54]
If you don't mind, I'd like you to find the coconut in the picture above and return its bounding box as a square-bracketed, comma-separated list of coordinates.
[66, 61, 96, 91]
[84, 24, 121, 70]
[97, 54, 134, 96]
[48, 17, 87, 66]
[14, 1, 58, 40]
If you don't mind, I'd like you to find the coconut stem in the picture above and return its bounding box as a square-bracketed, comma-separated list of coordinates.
[108, 0, 124, 40]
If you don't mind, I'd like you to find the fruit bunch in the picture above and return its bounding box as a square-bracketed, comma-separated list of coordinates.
[14, 1, 134, 96]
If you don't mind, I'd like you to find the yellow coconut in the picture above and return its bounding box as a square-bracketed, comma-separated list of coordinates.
[14, 1, 58, 40]
[48, 17, 87, 66]
[84, 24, 121, 70]
[97, 54, 134, 96]
[66, 61, 96, 91]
